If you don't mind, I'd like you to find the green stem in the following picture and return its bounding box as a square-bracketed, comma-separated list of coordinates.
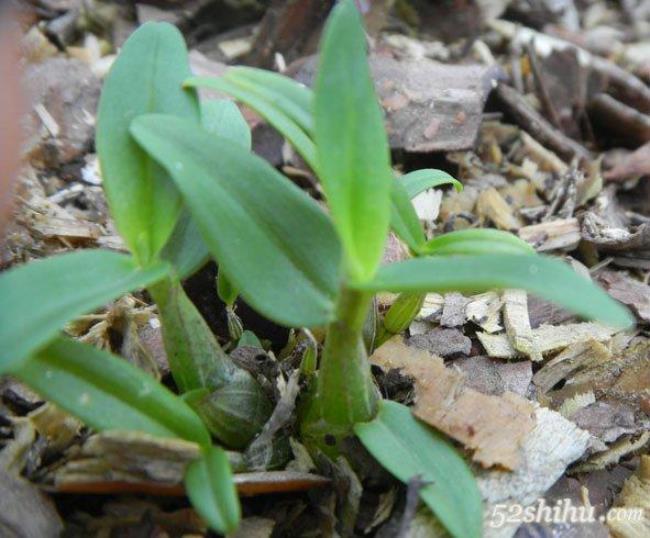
[301, 286, 379, 453]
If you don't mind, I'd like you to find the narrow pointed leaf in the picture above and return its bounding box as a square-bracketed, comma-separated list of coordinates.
[97, 22, 200, 264]
[225, 67, 313, 134]
[185, 445, 240, 535]
[0, 250, 169, 371]
[161, 211, 209, 279]
[217, 269, 238, 306]
[185, 76, 317, 170]
[357, 254, 634, 328]
[355, 401, 482, 538]
[201, 99, 252, 149]
[131, 114, 341, 328]
[314, 0, 393, 283]
[421, 229, 535, 256]
[400, 169, 463, 199]
[11, 337, 210, 446]
[390, 180, 426, 251]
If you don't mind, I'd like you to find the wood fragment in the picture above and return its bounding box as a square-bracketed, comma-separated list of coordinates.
[371, 338, 536, 469]
[479, 406, 590, 538]
[502, 289, 542, 361]
[589, 93, 650, 147]
[476, 186, 522, 230]
[533, 341, 612, 394]
[440, 292, 470, 327]
[478, 322, 617, 359]
[518, 217, 581, 252]
[572, 432, 650, 474]
[466, 291, 503, 333]
[495, 83, 591, 162]
[607, 455, 650, 538]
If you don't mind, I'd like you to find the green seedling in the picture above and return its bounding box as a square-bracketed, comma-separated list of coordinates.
[0, 3, 635, 537]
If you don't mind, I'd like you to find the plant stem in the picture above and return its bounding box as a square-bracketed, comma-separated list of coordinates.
[301, 286, 379, 452]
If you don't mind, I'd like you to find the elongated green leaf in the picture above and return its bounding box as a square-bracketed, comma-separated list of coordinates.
[185, 76, 317, 170]
[11, 337, 210, 445]
[97, 22, 200, 264]
[217, 269, 238, 306]
[201, 99, 252, 149]
[421, 229, 535, 257]
[149, 278, 235, 392]
[400, 169, 463, 199]
[314, 0, 393, 283]
[390, 180, 426, 251]
[358, 254, 634, 328]
[355, 401, 482, 538]
[226, 67, 313, 134]
[131, 114, 342, 328]
[161, 211, 209, 279]
[0, 250, 169, 372]
[185, 445, 240, 535]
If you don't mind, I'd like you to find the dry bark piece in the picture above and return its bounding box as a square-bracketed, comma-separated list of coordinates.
[495, 83, 591, 162]
[231, 517, 276, 538]
[477, 187, 523, 230]
[607, 456, 650, 538]
[597, 270, 650, 324]
[479, 405, 590, 538]
[571, 401, 640, 444]
[454, 355, 532, 397]
[478, 322, 617, 359]
[466, 291, 503, 333]
[406, 328, 472, 358]
[573, 432, 650, 474]
[518, 218, 581, 252]
[294, 55, 503, 153]
[502, 289, 542, 362]
[604, 142, 650, 182]
[533, 340, 611, 394]
[589, 93, 650, 147]
[23, 58, 100, 167]
[440, 292, 470, 327]
[371, 338, 536, 469]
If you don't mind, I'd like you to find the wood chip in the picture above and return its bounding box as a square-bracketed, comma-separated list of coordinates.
[597, 270, 650, 324]
[533, 341, 611, 394]
[371, 338, 536, 469]
[479, 406, 590, 538]
[440, 292, 470, 327]
[466, 291, 503, 333]
[476, 187, 522, 231]
[406, 328, 472, 358]
[454, 356, 532, 397]
[572, 432, 650, 474]
[478, 322, 617, 359]
[502, 289, 542, 361]
[607, 456, 650, 538]
[518, 218, 581, 252]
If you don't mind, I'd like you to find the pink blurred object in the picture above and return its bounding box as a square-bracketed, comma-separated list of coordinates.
[0, 6, 23, 238]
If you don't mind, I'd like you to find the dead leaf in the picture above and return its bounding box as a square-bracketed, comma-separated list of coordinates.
[597, 270, 650, 324]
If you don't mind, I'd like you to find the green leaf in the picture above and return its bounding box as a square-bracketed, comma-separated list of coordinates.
[358, 254, 634, 328]
[390, 180, 426, 251]
[131, 114, 342, 328]
[201, 99, 251, 149]
[185, 445, 240, 535]
[148, 278, 235, 392]
[185, 76, 317, 170]
[217, 269, 238, 306]
[161, 210, 209, 279]
[400, 169, 463, 199]
[0, 250, 169, 372]
[314, 0, 393, 283]
[97, 22, 200, 264]
[355, 401, 482, 538]
[421, 229, 536, 257]
[11, 337, 210, 446]
[225, 67, 313, 134]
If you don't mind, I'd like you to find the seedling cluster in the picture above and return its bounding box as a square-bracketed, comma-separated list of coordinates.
[0, 1, 632, 535]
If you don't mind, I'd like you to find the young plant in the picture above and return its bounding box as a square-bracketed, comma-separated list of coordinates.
[0, 5, 635, 537]
[161, 2, 629, 534]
